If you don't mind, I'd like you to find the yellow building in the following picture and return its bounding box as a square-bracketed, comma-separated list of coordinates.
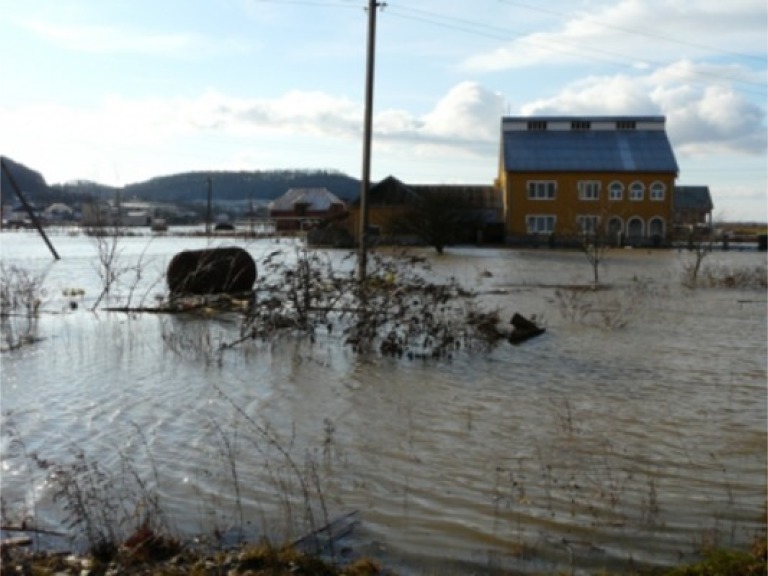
[499, 116, 679, 246]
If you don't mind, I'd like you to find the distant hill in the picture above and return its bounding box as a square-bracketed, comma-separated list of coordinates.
[1, 156, 50, 207]
[0, 156, 362, 207]
[121, 169, 361, 204]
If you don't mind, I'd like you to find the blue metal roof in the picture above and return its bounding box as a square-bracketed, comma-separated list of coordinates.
[502, 125, 679, 173]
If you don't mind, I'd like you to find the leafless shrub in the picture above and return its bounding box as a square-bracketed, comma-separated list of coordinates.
[160, 315, 233, 366]
[554, 279, 659, 329]
[89, 226, 129, 310]
[1, 420, 43, 548]
[123, 238, 162, 309]
[678, 226, 715, 288]
[1, 425, 171, 561]
[695, 263, 767, 289]
[208, 419, 246, 544]
[211, 383, 335, 553]
[239, 248, 503, 359]
[0, 264, 48, 351]
[87, 228, 163, 311]
[554, 286, 594, 324]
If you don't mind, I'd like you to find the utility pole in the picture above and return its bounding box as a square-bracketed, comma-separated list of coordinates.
[357, 0, 383, 282]
[0, 157, 60, 260]
[206, 176, 213, 236]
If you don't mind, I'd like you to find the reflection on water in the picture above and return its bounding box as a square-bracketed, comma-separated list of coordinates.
[1, 230, 766, 574]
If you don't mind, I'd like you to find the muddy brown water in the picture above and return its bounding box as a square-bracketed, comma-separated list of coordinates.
[1, 230, 766, 574]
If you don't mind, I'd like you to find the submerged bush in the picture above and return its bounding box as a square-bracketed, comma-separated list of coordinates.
[160, 248, 513, 363]
[554, 278, 660, 329]
[0, 264, 48, 351]
[694, 262, 768, 289]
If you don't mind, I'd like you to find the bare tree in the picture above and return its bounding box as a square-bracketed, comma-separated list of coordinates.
[677, 220, 714, 288]
[89, 226, 129, 310]
[393, 190, 480, 254]
[574, 215, 609, 285]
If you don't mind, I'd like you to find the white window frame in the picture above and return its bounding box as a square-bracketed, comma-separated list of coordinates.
[609, 181, 624, 201]
[629, 181, 644, 201]
[578, 181, 600, 201]
[577, 215, 600, 235]
[527, 181, 557, 200]
[650, 181, 665, 201]
[526, 214, 556, 234]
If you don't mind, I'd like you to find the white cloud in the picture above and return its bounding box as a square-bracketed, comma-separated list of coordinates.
[421, 82, 505, 141]
[0, 76, 764, 209]
[519, 61, 766, 157]
[662, 86, 766, 155]
[462, 0, 767, 72]
[521, 75, 657, 115]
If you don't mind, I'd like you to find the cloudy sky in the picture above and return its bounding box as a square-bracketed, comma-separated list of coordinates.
[0, 0, 765, 220]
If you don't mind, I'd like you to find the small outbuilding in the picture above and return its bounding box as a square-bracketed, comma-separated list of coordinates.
[673, 186, 714, 228]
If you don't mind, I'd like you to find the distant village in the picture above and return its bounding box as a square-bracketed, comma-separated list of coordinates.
[3, 115, 766, 248]
[2, 188, 343, 237]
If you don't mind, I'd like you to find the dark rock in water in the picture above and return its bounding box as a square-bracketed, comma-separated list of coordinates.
[509, 313, 545, 344]
[167, 247, 256, 295]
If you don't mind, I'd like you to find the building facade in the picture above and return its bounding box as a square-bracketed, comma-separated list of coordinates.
[499, 116, 679, 246]
[347, 176, 502, 244]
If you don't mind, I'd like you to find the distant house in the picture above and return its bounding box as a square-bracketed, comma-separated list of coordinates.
[347, 176, 502, 244]
[673, 186, 714, 229]
[120, 201, 153, 226]
[81, 200, 116, 227]
[43, 203, 75, 222]
[81, 200, 159, 227]
[269, 188, 346, 232]
[3, 203, 42, 228]
[498, 116, 679, 246]
[347, 176, 419, 243]
[409, 182, 503, 243]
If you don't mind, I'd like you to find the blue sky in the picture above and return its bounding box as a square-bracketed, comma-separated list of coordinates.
[0, 0, 765, 220]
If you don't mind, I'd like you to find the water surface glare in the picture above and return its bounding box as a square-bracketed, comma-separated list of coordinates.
[1, 230, 766, 574]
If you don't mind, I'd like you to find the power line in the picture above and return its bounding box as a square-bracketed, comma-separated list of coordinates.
[253, 0, 360, 7]
[382, 4, 767, 97]
[498, 0, 766, 64]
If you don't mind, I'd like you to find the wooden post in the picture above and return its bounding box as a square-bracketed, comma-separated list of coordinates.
[0, 158, 60, 260]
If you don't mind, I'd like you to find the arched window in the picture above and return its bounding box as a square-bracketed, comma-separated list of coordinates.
[609, 181, 624, 201]
[627, 217, 644, 239]
[630, 182, 644, 201]
[650, 182, 665, 201]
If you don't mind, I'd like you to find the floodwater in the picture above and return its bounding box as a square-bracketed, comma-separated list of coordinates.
[1, 229, 766, 574]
